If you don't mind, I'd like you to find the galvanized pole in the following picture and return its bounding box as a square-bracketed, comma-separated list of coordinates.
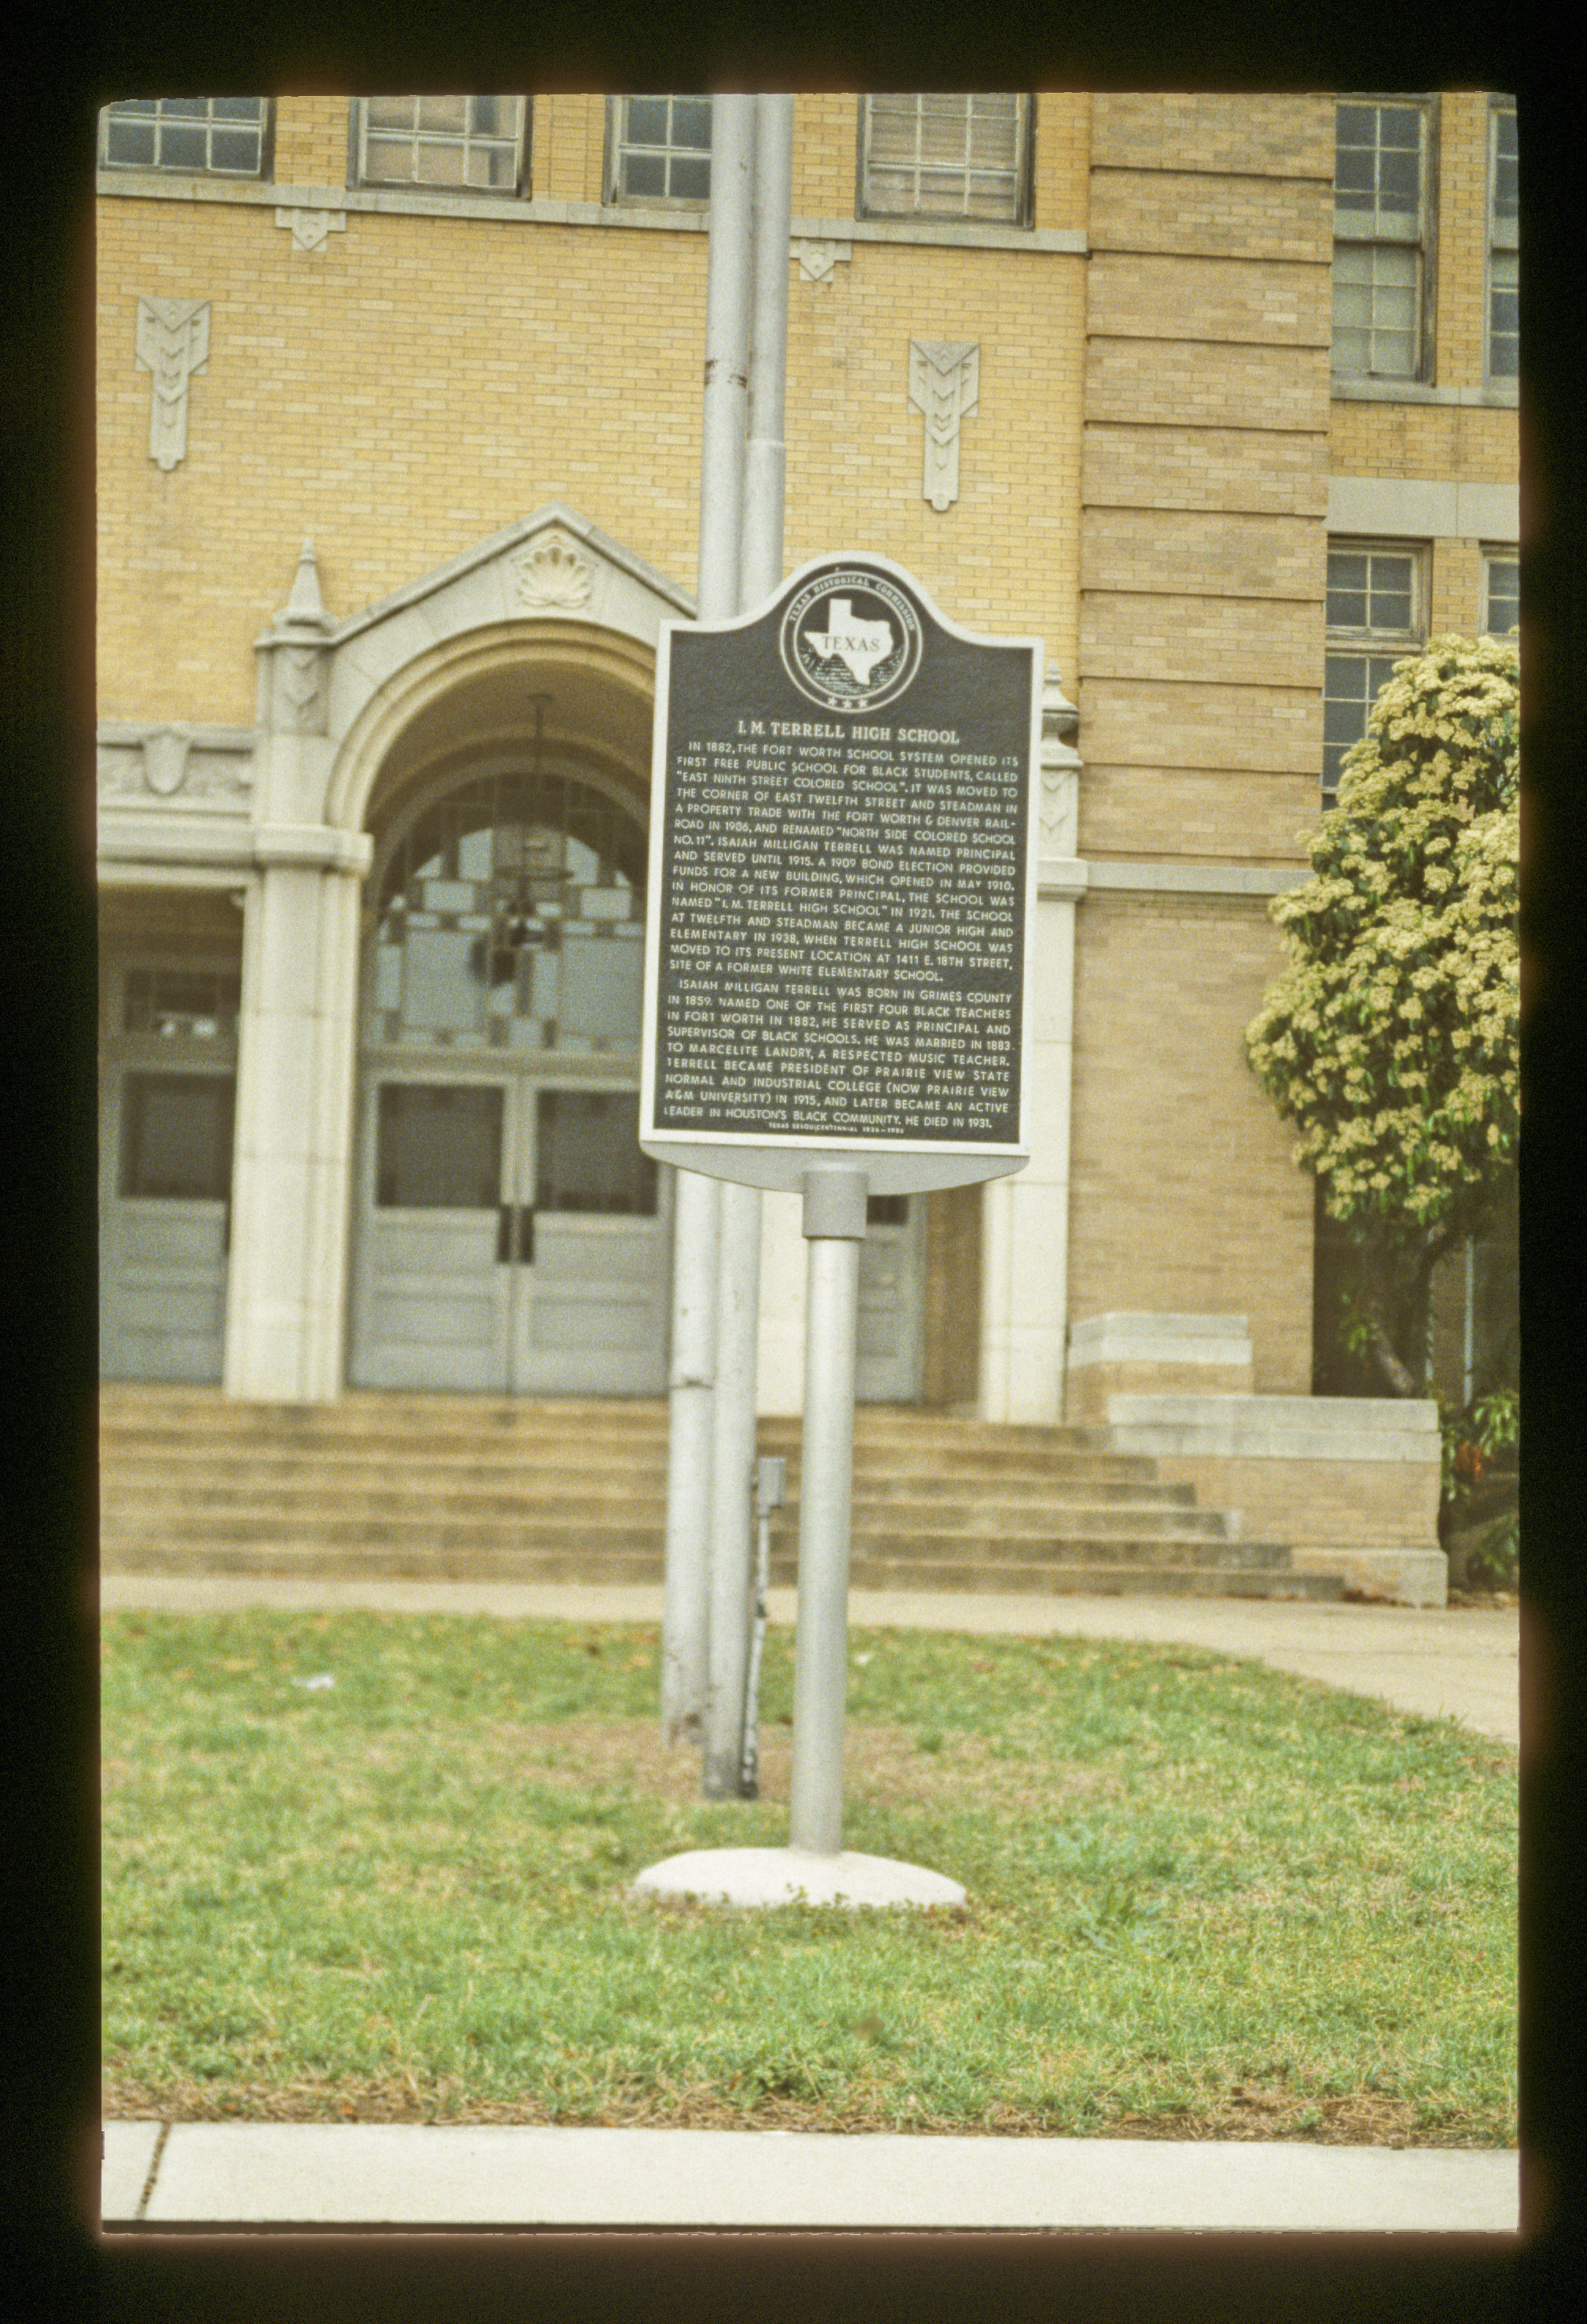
[701, 92, 795, 1797]
[787, 1164, 867, 1857]
[661, 91, 756, 1745]
[702, 1170, 762, 1795]
[740, 94, 792, 612]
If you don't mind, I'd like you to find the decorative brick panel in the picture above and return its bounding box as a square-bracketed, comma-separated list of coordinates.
[1088, 253, 1331, 347]
[1084, 424, 1329, 517]
[1089, 168, 1331, 263]
[1086, 338, 1329, 433]
[1089, 93, 1334, 180]
[1078, 679, 1322, 777]
[1077, 765, 1319, 863]
[1081, 507, 1326, 601]
[1080, 592, 1323, 689]
[1067, 894, 1313, 1393]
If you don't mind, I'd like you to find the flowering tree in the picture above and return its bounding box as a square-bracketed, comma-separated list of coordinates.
[1245, 635, 1519, 1397]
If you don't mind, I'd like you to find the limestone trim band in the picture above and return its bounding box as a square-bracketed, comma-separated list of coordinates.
[1040, 858, 1304, 899]
[97, 819, 372, 878]
[96, 175, 1089, 257]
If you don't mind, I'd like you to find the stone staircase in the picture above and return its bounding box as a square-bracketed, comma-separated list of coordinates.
[98, 1386, 1342, 1600]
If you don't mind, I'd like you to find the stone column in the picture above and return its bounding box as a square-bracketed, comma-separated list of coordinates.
[981, 671, 1083, 1423]
[222, 542, 369, 1401]
[223, 841, 367, 1399]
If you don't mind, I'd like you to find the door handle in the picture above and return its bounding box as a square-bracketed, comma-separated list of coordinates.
[497, 1205, 535, 1264]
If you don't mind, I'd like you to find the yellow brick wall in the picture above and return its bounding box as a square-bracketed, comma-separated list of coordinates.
[1327, 90, 1519, 486]
[1069, 97, 1335, 1383]
[97, 196, 712, 722]
[1089, 94, 1334, 179]
[272, 95, 348, 190]
[1077, 94, 1332, 886]
[1327, 397, 1518, 481]
[792, 94, 858, 217]
[782, 241, 1084, 669]
[1434, 89, 1503, 390]
[1031, 92, 1089, 231]
[1067, 894, 1315, 1393]
[535, 94, 606, 203]
[1430, 536, 1484, 634]
[1079, 772, 1321, 865]
[98, 101, 1087, 726]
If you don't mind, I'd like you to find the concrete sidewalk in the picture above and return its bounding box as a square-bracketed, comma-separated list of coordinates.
[101, 2120, 1519, 2233]
[101, 1575, 1521, 1749]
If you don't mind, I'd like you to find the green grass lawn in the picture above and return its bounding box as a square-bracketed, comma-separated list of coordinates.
[102, 1610, 1516, 2145]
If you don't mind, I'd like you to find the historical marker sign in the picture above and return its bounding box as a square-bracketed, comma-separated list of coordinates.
[641, 553, 1041, 1195]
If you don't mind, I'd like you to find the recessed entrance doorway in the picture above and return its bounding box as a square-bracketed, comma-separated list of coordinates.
[352, 1075, 668, 1393]
[98, 899, 244, 1384]
[347, 752, 670, 1395]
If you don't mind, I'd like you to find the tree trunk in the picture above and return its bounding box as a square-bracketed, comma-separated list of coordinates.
[1358, 1287, 1421, 1397]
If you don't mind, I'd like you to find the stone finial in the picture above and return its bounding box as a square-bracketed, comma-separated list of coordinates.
[1040, 664, 1082, 858]
[263, 538, 334, 735]
[283, 538, 327, 622]
[1042, 664, 1079, 742]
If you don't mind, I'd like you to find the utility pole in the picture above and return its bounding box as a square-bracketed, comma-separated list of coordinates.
[660, 92, 755, 1746]
[701, 93, 794, 1797]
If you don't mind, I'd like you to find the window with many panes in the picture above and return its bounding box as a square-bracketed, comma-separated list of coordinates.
[1487, 98, 1518, 381]
[1331, 98, 1433, 381]
[99, 98, 271, 176]
[608, 97, 712, 203]
[1322, 542, 1426, 801]
[859, 94, 1030, 224]
[356, 98, 527, 193]
[1483, 550, 1519, 640]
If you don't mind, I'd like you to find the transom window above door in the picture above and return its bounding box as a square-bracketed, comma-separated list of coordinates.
[356, 97, 528, 192]
[369, 770, 646, 1056]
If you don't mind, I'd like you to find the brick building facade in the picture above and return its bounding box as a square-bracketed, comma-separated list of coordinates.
[95, 91, 1517, 1459]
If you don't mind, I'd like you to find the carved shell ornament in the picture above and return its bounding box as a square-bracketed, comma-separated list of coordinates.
[142, 728, 191, 796]
[511, 534, 594, 612]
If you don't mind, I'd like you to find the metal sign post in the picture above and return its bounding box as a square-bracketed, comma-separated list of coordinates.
[631, 552, 1041, 1908]
[660, 93, 754, 1747]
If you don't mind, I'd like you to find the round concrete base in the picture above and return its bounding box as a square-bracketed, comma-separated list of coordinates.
[630, 1846, 966, 1910]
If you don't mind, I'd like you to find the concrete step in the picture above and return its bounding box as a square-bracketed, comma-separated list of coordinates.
[100, 1512, 1242, 1557]
[98, 1390, 1113, 1456]
[98, 1446, 1167, 1493]
[98, 1540, 1341, 1599]
[840, 1560, 1346, 1601]
[97, 1390, 1340, 1602]
[99, 1474, 1211, 1527]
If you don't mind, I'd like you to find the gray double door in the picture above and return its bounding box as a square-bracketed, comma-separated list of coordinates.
[100, 1064, 235, 1382]
[350, 1072, 671, 1395]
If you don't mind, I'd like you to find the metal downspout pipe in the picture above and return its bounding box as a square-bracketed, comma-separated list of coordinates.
[701, 94, 794, 1797]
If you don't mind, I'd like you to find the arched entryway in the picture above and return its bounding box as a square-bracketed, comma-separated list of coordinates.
[347, 726, 670, 1394]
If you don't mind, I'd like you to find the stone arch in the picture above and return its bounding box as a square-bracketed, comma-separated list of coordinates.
[327, 620, 661, 845]
[316, 503, 692, 839]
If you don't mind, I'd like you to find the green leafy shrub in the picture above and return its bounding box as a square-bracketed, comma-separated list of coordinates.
[1246, 635, 1519, 1398]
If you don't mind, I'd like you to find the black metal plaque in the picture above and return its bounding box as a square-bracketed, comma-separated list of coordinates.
[642, 553, 1040, 1182]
